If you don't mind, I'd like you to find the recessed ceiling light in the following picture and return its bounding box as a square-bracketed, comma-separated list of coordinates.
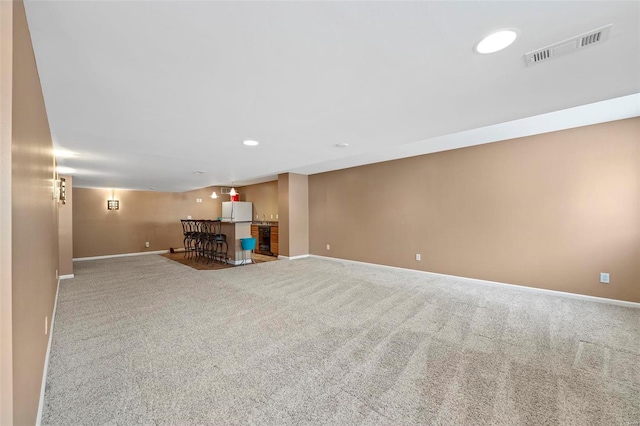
[243, 140, 259, 146]
[475, 29, 518, 54]
[193, 170, 206, 175]
[56, 166, 76, 174]
[335, 143, 349, 148]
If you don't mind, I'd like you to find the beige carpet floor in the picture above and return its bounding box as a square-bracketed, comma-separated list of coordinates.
[42, 255, 640, 425]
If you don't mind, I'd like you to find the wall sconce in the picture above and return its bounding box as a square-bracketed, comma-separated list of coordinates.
[59, 178, 66, 204]
[107, 200, 119, 210]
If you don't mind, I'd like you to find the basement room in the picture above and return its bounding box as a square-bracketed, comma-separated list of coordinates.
[1, 1, 638, 425]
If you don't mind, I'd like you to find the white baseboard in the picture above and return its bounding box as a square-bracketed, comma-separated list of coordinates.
[309, 255, 640, 309]
[73, 250, 168, 261]
[278, 254, 310, 260]
[36, 276, 60, 425]
[59, 274, 74, 280]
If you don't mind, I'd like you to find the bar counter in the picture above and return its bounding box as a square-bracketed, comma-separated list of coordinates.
[220, 221, 252, 265]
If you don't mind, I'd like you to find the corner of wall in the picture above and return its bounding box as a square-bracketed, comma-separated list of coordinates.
[0, 1, 15, 423]
[58, 175, 73, 276]
[288, 173, 309, 257]
[277, 174, 290, 257]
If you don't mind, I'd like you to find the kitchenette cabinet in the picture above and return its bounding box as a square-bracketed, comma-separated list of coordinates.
[250, 225, 259, 244]
[251, 223, 278, 256]
[270, 226, 278, 256]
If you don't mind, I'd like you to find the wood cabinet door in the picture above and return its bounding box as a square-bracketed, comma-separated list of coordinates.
[270, 226, 278, 256]
[251, 225, 259, 253]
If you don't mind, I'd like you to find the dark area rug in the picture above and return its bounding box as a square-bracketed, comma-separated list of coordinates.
[161, 251, 276, 270]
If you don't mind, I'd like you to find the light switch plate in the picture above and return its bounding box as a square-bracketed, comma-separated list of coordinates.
[600, 273, 609, 284]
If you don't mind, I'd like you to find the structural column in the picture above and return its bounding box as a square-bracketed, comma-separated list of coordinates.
[277, 173, 309, 258]
[58, 176, 73, 277]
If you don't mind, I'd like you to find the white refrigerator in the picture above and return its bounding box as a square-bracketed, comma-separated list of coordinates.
[221, 201, 253, 222]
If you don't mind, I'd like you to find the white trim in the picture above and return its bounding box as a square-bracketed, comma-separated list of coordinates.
[309, 255, 640, 309]
[59, 274, 74, 280]
[73, 250, 168, 261]
[277, 254, 310, 261]
[36, 276, 60, 425]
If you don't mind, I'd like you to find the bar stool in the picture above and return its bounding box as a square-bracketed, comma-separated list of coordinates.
[195, 220, 211, 262]
[207, 220, 227, 264]
[180, 219, 191, 257]
[240, 238, 256, 265]
[183, 219, 198, 258]
[213, 233, 228, 264]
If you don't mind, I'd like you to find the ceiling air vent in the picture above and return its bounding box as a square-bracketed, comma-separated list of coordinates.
[580, 31, 602, 47]
[531, 49, 552, 64]
[525, 24, 612, 66]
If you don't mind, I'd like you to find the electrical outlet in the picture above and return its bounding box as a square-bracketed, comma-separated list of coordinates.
[271, 214, 273, 219]
[187, 215, 192, 219]
[145, 242, 150, 248]
[55, 269, 58, 280]
[415, 254, 421, 261]
[45, 316, 48, 335]
[276, 214, 278, 219]
[600, 273, 610, 284]
[256, 214, 259, 219]
[326, 244, 330, 250]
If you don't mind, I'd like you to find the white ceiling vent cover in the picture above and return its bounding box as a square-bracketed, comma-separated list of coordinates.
[525, 24, 612, 66]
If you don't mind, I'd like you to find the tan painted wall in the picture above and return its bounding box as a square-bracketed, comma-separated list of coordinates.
[239, 180, 278, 222]
[309, 118, 640, 303]
[278, 174, 290, 256]
[277, 173, 309, 257]
[73, 186, 223, 258]
[288, 174, 309, 257]
[58, 176, 73, 276]
[10, 1, 60, 423]
[0, 1, 14, 423]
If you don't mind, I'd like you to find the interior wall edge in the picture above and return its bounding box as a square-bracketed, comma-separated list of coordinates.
[0, 0, 15, 423]
[10, 0, 60, 423]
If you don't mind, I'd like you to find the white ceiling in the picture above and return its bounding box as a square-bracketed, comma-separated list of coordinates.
[25, 1, 640, 192]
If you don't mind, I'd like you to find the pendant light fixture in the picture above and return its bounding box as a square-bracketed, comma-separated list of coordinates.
[210, 191, 218, 199]
[229, 187, 237, 196]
